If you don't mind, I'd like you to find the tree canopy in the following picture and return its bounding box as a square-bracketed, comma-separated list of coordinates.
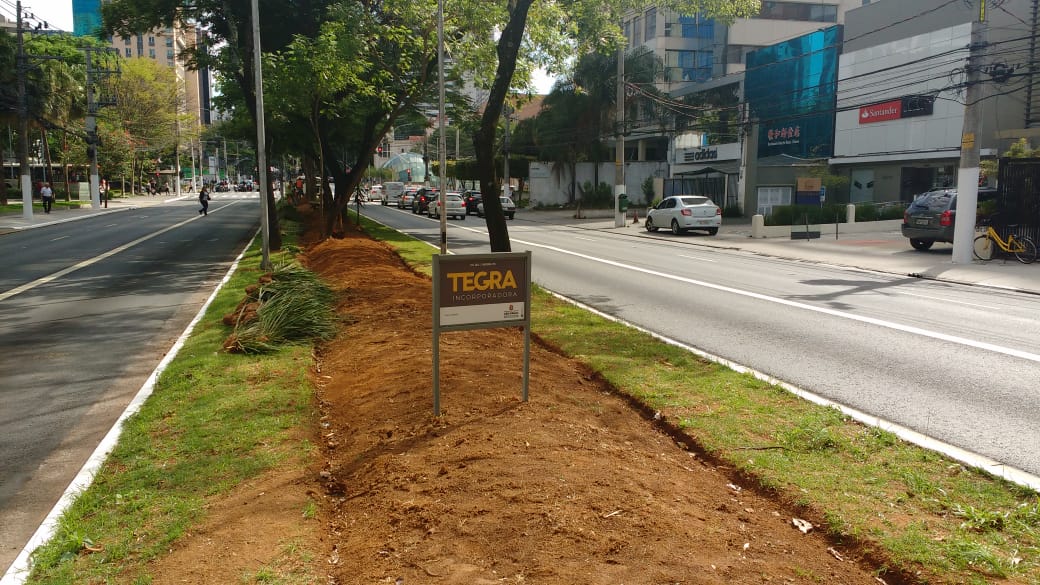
[98, 0, 761, 246]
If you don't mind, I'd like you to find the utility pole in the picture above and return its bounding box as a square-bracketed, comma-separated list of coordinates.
[16, 1, 31, 220]
[952, 0, 987, 264]
[614, 43, 626, 228]
[251, 0, 271, 270]
[81, 47, 118, 209]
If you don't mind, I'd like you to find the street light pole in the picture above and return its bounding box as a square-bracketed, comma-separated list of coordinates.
[614, 43, 626, 228]
[16, 1, 32, 221]
[437, 0, 447, 253]
[251, 0, 272, 270]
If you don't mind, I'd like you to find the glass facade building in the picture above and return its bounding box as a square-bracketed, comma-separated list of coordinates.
[745, 25, 843, 159]
[72, 0, 101, 37]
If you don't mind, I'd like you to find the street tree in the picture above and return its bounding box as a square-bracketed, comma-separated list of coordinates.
[103, 58, 180, 193]
[101, 0, 328, 250]
[472, 0, 760, 251]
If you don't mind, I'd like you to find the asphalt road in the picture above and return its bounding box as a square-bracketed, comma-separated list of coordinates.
[0, 196, 258, 572]
[362, 204, 1040, 485]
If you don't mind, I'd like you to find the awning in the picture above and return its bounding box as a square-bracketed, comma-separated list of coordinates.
[675, 162, 740, 176]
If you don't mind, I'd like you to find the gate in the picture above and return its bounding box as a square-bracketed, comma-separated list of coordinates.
[663, 176, 730, 206]
[996, 157, 1040, 243]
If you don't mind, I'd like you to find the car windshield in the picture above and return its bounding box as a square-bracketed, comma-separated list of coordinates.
[678, 196, 711, 206]
[500, 197, 513, 204]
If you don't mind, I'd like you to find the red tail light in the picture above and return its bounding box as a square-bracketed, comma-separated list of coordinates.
[903, 211, 909, 224]
[716, 207, 722, 216]
[681, 208, 692, 216]
[940, 210, 953, 227]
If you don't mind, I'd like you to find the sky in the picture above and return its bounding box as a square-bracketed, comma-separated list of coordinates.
[20, 0, 73, 32]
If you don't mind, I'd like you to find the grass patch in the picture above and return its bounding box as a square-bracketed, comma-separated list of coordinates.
[24, 230, 326, 584]
[357, 212, 1040, 584]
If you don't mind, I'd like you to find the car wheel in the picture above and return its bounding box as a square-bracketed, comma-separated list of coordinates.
[507, 212, 514, 219]
[645, 218, 657, 232]
[671, 219, 682, 235]
[909, 238, 934, 251]
[707, 227, 718, 236]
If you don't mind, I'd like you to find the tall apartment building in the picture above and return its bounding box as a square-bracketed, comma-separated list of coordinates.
[109, 27, 208, 125]
[72, 0, 211, 128]
[72, 0, 101, 37]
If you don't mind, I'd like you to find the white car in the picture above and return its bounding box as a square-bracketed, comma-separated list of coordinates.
[428, 192, 466, 220]
[367, 185, 383, 201]
[645, 195, 721, 235]
[476, 196, 516, 219]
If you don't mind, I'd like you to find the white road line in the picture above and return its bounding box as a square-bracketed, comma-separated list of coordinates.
[0, 232, 255, 585]
[893, 290, 1002, 310]
[0, 203, 235, 303]
[405, 219, 1040, 362]
[506, 236, 1040, 364]
[50, 236, 69, 242]
[678, 254, 717, 263]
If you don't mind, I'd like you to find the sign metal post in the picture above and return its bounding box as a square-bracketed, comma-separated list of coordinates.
[432, 252, 532, 415]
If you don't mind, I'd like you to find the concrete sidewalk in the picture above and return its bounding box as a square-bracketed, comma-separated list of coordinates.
[0, 194, 190, 234]
[522, 209, 1040, 296]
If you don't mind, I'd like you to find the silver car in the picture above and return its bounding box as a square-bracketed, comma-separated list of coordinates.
[428, 192, 466, 220]
[645, 195, 721, 235]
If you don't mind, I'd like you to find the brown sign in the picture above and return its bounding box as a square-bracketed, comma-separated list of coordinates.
[432, 252, 533, 414]
[796, 177, 822, 192]
[434, 253, 530, 327]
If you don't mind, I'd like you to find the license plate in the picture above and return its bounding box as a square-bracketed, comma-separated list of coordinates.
[915, 218, 929, 225]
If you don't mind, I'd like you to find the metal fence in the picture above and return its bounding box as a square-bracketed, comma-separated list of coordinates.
[997, 157, 1040, 243]
[663, 176, 734, 207]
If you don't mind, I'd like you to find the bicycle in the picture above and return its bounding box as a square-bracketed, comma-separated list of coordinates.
[972, 223, 1037, 264]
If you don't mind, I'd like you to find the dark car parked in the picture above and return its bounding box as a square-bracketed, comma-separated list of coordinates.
[901, 187, 998, 250]
[399, 188, 419, 209]
[462, 190, 482, 215]
[411, 187, 439, 215]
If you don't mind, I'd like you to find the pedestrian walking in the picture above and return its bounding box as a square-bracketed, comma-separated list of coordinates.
[198, 187, 211, 216]
[41, 182, 54, 213]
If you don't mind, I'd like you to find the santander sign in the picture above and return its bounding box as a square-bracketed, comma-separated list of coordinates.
[859, 99, 902, 123]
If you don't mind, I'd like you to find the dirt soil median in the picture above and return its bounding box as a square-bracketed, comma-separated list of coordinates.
[146, 223, 897, 585]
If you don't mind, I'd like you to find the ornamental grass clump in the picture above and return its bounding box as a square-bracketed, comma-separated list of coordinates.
[224, 264, 337, 353]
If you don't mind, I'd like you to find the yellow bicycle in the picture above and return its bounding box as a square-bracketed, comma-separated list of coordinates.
[972, 224, 1037, 264]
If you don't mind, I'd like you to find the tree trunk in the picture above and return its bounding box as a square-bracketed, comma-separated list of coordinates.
[474, 0, 535, 252]
[320, 115, 382, 238]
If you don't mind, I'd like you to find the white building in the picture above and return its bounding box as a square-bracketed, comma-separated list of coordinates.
[830, 0, 1040, 202]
